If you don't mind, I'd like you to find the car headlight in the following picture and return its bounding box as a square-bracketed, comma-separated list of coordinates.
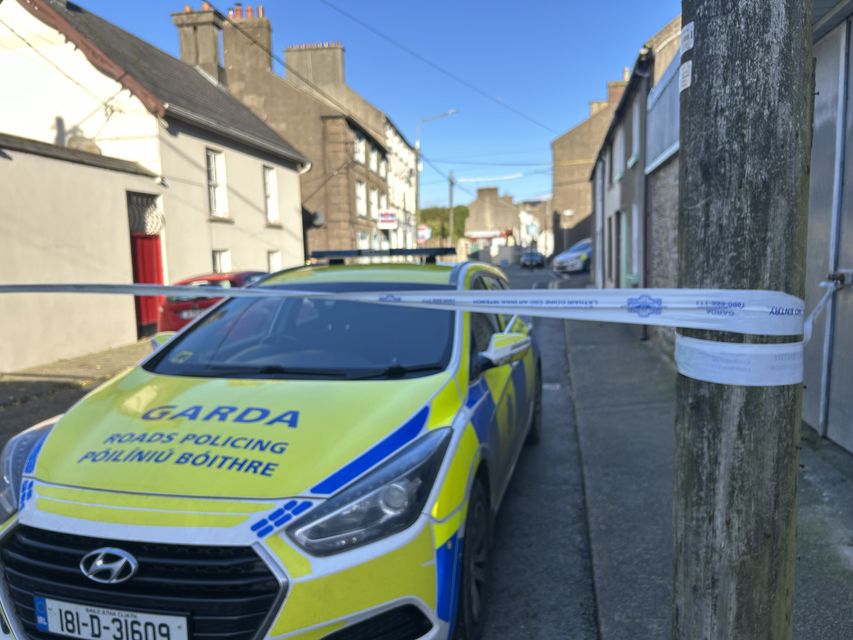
[288, 428, 451, 556]
[0, 420, 55, 522]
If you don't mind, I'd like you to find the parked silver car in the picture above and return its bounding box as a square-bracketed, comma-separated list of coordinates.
[553, 238, 592, 273]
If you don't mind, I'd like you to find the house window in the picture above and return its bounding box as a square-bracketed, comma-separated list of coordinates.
[263, 166, 279, 224]
[379, 158, 387, 178]
[614, 126, 625, 181]
[355, 181, 367, 217]
[212, 249, 231, 273]
[379, 192, 388, 212]
[369, 188, 379, 219]
[369, 148, 379, 173]
[267, 250, 282, 272]
[629, 101, 641, 167]
[206, 149, 228, 216]
[354, 134, 366, 164]
[356, 230, 370, 249]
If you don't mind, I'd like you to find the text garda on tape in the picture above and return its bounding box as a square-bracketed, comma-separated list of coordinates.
[0, 284, 809, 387]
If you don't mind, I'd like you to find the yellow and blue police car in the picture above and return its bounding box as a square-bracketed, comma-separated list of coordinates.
[0, 252, 542, 640]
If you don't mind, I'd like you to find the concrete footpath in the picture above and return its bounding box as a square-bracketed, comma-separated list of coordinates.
[0, 341, 150, 443]
[564, 319, 853, 639]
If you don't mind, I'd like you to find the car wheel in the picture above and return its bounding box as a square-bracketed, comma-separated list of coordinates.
[526, 367, 542, 445]
[453, 478, 491, 640]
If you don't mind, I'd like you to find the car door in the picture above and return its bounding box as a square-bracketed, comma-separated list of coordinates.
[483, 275, 535, 462]
[469, 276, 518, 504]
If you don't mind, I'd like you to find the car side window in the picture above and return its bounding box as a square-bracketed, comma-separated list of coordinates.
[482, 275, 511, 330]
[470, 278, 501, 355]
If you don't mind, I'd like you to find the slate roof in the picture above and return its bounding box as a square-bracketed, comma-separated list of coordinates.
[28, 0, 306, 167]
[0, 132, 156, 176]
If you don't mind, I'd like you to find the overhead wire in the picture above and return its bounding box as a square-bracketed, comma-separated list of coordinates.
[315, 0, 559, 134]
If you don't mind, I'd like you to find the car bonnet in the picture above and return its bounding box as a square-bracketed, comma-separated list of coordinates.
[29, 366, 460, 500]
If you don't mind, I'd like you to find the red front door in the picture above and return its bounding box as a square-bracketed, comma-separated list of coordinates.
[130, 233, 164, 338]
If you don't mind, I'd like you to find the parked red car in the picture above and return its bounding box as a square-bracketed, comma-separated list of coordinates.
[158, 271, 266, 331]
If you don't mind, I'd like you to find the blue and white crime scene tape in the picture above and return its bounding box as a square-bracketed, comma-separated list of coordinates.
[0, 283, 827, 387]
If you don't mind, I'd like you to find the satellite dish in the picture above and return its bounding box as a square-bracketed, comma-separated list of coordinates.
[312, 211, 326, 227]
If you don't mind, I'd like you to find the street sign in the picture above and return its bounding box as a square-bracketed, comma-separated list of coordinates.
[377, 211, 398, 230]
[417, 224, 432, 244]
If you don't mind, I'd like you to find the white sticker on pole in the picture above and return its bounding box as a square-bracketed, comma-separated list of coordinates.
[679, 61, 693, 92]
[681, 22, 695, 56]
[675, 335, 803, 386]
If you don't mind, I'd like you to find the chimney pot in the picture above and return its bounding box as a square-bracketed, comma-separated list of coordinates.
[257, 4, 264, 17]
[201, 1, 211, 10]
[228, 7, 234, 18]
[183, 4, 191, 12]
[246, 5, 254, 18]
[234, 2, 242, 18]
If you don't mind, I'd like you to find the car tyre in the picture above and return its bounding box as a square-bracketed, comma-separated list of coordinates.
[454, 478, 491, 640]
[525, 367, 542, 445]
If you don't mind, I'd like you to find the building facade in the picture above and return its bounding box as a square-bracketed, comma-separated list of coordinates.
[220, 8, 416, 254]
[0, 0, 306, 359]
[551, 77, 627, 254]
[591, 17, 681, 290]
[0, 135, 154, 371]
[584, 5, 853, 456]
[463, 187, 521, 260]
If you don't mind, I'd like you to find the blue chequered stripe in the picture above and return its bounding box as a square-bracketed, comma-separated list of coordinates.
[19, 479, 34, 509]
[250, 499, 313, 538]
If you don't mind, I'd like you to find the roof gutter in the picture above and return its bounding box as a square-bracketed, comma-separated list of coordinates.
[164, 104, 309, 170]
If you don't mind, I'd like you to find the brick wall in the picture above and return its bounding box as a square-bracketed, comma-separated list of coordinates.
[645, 153, 679, 354]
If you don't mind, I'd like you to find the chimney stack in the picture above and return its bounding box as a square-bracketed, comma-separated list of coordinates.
[222, 5, 273, 74]
[172, 3, 224, 81]
[285, 42, 345, 87]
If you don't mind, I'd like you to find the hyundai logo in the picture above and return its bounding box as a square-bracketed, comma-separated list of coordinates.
[79, 548, 138, 585]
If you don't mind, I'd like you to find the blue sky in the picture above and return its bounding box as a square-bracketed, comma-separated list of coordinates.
[76, 0, 680, 207]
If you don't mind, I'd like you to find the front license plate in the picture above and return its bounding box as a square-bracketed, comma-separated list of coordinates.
[34, 597, 188, 640]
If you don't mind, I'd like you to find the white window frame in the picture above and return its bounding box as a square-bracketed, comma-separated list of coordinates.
[379, 192, 388, 212]
[355, 181, 367, 217]
[369, 148, 379, 173]
[614, 126, 625, 181]
[629, 101, 641, 168]
[369, 188, 379, 220]
[379, 158, 388, 178]
[267, 249, 282, 273]
[354, 134, 366, 164]
[212, 249, 232, 273]
[206, 149, 228, 216]
[263, 165, 279, 224]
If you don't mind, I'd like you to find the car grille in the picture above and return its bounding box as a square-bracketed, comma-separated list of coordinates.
[322, 605, 433, 640]
[0, 526, 282, 640]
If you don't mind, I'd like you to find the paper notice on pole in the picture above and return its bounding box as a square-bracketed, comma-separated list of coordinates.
[679, 61, 693, 92]
[681, 22, 695, 56]
[675, 335, 803, 386]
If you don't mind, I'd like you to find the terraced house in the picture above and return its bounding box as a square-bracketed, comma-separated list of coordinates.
[0, 0, 307, 368]
[219, 5, 417, 253]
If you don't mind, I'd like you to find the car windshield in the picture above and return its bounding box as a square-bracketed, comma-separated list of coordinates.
[147, 282, 455, 380]
[568, 241, 591, 253]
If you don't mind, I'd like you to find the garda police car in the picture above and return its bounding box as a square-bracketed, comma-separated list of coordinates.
[0, 252, 542, 640]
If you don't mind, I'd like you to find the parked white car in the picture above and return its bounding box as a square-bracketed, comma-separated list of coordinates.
[553, 238, 592, 273]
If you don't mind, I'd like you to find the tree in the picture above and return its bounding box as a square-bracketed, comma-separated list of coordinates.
[674, 1, 813, 637]
[420, 206, 469, 242]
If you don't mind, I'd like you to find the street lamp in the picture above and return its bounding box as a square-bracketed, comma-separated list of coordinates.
[414, 109, 458, 231]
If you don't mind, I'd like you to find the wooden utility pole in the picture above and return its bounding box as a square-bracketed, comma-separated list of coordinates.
[674, 1, 813, 638]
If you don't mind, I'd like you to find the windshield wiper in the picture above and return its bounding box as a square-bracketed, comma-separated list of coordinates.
[349, 362, 446, 380]
[191, 364, 351, 378]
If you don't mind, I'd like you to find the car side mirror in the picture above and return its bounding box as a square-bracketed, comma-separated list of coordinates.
[477, 332, 531, 373]
[150, 331, 176, 351]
